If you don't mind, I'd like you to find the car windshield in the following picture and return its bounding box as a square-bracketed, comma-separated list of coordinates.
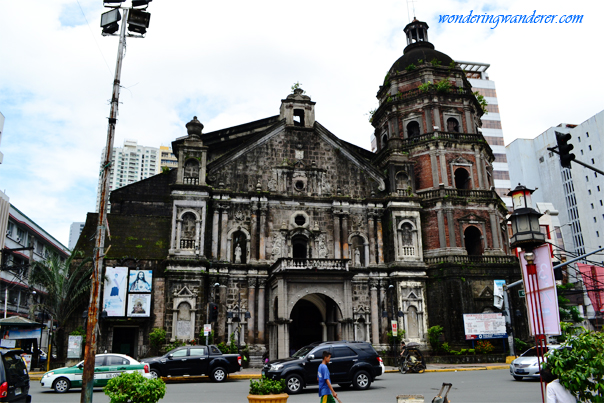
[291, 346, 313, 358]
[521, 347, 549, 357]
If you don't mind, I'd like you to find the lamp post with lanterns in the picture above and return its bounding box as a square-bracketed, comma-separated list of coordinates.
[82, 2, 152, 403]
[507, 184, 549, 403]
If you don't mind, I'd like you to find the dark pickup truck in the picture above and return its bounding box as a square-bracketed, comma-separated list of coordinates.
[140, 345, 241, 382]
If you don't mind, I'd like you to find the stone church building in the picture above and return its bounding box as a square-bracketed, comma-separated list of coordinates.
[76, 20, 522, 364]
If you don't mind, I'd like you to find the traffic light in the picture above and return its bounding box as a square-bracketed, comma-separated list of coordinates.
[555, 131, 575, 168]
[209, 302, 218, 322]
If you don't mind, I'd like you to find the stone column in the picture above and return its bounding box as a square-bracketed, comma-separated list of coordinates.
[376, 215, 384, 264]
[247, 277, 256, 343]
[447, 210, 456, 248]
[370, 280, 379, 344]
[218, 282, 227, 343]
[176, 219, 183, 251]
[341, 213, 349, 259]
[212, 208, 220, 258]
[437, 209, 446, 248]
[379, 282, 387, 343]
[465, 108, 474, 133]
[250, 202, 258, 261]
[333, 214, 341, 259]
[257, 278, 266, 343]
[439, 151, 449, 187]
[490, 212, 501, 249]
[475, 152, 484, 189]
[259, 206, 267, 260]
[430, 153, 440, 187]
[220, 205, 229, 260]
[368, 215, 376, 264]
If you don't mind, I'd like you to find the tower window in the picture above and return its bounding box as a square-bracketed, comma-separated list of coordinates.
[446, 117, 460, 133]
[293, 109, 305, 127]
[294, 214, 306, 226]
[406, 121, 420, 137]
[464, 226, 483, 256]
[454, 167, 471, 190]
[382, 134, 388, 147]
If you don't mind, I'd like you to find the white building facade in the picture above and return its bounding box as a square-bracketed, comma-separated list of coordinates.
[68, 222, 85, 250]
[95, 140, 160, 211]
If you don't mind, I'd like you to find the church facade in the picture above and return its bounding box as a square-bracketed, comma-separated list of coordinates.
[76, 20, 523, 364]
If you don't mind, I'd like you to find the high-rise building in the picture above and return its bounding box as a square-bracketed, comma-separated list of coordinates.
[96, 140, 160, 212]
[507, 110, 604, 320]
[458, 61, 512, 208]
[159, 146, 177, 171]
[68, 222, 85, 250]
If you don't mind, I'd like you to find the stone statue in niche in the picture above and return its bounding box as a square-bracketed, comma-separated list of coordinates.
[268, 177, 277, 192]
[271, 233, 282, 260]
[182, 213, 195, 239]
[176, 301, 192, 340]
[354, 248, 361, 266]
[317, 234, 328, 258]
[234, 243, 242, 264]
[184, 160, 199, 179]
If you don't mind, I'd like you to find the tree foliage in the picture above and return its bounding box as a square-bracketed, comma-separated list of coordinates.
[545, 328, 604, 403]
[428, 325, 444, 353]
[105, 372, 166, 403]
[29, 251, 92, 357]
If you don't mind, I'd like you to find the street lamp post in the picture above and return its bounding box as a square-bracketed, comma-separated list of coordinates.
[507, 184, 548, 403]
[82, 2, 152, 403]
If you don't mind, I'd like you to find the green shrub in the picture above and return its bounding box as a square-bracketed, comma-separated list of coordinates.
[468, 349, 475, 354]
[104, 372, 166, 403]
[199, 330, 214, 345]
[545, 328, 604, 403]
[514, 338, 528, 354]
[475, 340, 494, 354]
[386, 330, 405, 345]
[249, 376, 285, 395]
[405, 63, 416, 72]
[149, 328, 166, 354]
[428, 325, 444, 353]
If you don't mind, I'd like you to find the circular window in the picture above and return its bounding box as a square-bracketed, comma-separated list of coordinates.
[294, 180, 305, 191]
[294, 215, 306, 226]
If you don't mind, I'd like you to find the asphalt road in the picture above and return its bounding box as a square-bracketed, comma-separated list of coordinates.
[29, 370, 544, 403]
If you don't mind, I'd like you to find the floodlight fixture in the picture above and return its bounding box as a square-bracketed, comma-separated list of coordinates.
[128, 9, 150, 34]
[103, 0, 126, 7]
[101, 8, 121, 35]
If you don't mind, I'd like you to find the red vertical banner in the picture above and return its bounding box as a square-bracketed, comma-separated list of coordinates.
[578, 263, 604, 313]
[519, 244, 561, 336]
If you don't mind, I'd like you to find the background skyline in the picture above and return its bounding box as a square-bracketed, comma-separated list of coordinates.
[1, 0, 602, 246]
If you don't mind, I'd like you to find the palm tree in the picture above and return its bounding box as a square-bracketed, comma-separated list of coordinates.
[29, 251, 93, 359]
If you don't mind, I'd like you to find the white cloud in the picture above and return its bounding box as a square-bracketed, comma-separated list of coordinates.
[0, 0, 602, 245]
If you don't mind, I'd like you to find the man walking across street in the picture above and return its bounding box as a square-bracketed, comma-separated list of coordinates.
[318, 350, 338, 403]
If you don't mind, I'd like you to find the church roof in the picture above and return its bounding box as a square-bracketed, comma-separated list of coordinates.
[389, 41, 454, 73]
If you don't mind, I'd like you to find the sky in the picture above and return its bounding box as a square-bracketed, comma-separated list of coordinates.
[0, 0, 602, 247]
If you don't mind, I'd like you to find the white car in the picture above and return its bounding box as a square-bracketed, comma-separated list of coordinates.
[509, 345, 563, 381]
[40, 353, 152, 393]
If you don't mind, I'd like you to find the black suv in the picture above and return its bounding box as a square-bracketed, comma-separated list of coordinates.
[262, 341, 384, 394]
[0, 349, 30, 402]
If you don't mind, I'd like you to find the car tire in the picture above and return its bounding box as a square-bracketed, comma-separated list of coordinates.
[352, 370, 371, 390]
[211, 367, 227, 382]
[513, 376, 523, 381]
[150, 368, 161, 379]
[53, 377, 71, 393]
[285, 374, 303, 394]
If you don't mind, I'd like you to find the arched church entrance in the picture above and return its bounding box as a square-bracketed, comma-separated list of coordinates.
[289, 293, 342, 354]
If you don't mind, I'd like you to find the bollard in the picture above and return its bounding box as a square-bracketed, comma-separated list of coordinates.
[396, 395, 424, 403]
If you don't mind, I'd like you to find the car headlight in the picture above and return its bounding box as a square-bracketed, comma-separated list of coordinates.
[43, 372, 54, 377]
[270, 364, 283, 371]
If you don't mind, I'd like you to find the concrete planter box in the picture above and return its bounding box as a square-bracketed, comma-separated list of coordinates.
[427, 354, 506, 364]
[247, 393, 289, 403]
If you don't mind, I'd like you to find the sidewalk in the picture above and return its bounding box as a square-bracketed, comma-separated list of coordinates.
[29, 363, 509, 382]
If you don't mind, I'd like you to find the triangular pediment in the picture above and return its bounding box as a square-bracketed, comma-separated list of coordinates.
[479, 286, 493, 298]
[175, 286, 194, 297]
[451, 156, 472, 165]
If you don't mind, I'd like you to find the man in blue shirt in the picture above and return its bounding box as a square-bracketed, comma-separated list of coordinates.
[317, 350, 338, 403]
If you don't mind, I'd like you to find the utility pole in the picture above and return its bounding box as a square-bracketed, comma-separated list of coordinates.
[80, 9, 128, 403]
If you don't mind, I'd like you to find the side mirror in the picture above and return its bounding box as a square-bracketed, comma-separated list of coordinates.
[307, 354, 314, 361]
[168, 354, 173, 360]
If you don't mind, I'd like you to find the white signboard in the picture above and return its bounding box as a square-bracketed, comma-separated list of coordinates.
[494, 280, 505, 309]
[519, 244, 561, 336]
[203, 324, 212, 336]
[103, 267, 128, 316]
[67, 335, 83, 359]
[463, 313, 507, 340]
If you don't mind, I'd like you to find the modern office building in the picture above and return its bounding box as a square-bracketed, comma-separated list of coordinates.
[159, 146, 178, 171]
[507, 110, 604, 320]
[95, 140, 160, 212]
[459, 61, 512, 208]
[68, 222, 85, 250]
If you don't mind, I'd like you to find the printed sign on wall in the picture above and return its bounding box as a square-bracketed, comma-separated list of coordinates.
[127, 294, 151, 317]
[103, 267, 128, 317]
[128, 269, 152, 292]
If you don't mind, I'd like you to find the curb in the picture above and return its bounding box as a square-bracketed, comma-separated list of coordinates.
[385, 365, 508, 373]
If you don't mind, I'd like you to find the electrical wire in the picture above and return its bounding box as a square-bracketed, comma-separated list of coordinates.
[76, 0, 113, 77]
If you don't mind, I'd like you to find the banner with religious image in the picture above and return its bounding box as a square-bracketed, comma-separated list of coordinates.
[128, 269, 152, 292]
[127, 294, 151, 317]
[103, 267, 128, 316]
